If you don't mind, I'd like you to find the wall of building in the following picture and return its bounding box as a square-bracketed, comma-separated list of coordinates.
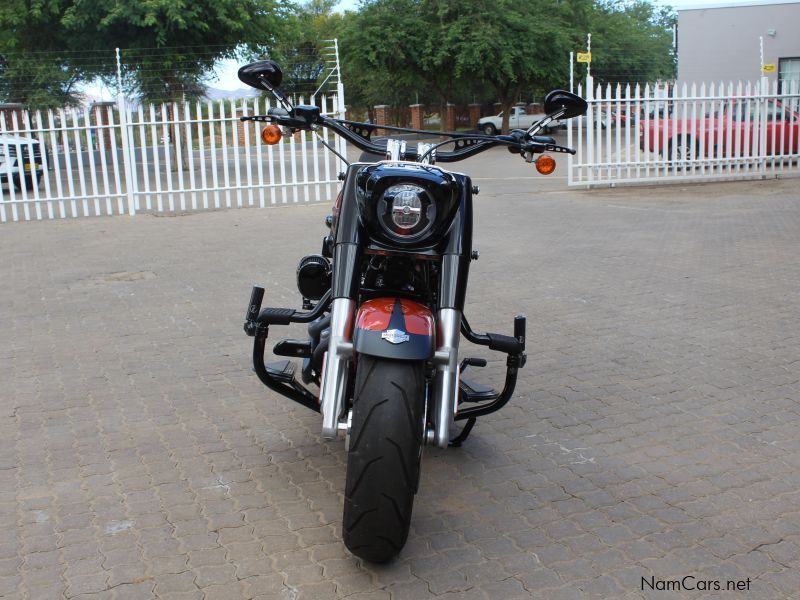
[677, 1, 800, 85]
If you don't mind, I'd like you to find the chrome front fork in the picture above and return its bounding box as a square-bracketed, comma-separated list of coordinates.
[431, 308, 461, 447]
[320, 300, 459, 447]
[320, 298, 354, 439]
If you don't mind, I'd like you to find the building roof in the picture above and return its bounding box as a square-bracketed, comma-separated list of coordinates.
[677, 0, 800, 11]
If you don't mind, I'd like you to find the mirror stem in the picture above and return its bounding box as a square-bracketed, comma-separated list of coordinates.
[258, 75, 293, 110]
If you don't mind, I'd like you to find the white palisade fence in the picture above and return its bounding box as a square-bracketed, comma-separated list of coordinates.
[568, 79, 800, 187]
[0, 95, 346, 223]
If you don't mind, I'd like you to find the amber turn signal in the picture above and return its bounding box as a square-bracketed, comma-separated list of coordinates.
[536, 154, 556, 175]
[261, 124, 282, 145]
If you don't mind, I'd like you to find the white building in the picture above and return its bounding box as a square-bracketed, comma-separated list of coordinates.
[677, 0, 800, 89]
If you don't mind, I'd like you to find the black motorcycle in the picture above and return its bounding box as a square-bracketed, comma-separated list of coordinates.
[239, 60, 586, 562]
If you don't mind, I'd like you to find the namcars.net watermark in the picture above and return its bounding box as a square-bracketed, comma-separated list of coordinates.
[642, 576, 752, 592]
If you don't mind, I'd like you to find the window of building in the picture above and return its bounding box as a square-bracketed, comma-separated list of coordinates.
[779, 58, 800, 94]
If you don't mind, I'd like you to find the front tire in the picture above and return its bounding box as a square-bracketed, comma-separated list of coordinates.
[343, 356, 425, 563]
[670, 135, 697, 163]
[12, 173, 40, 191]
[481, 123, 497, 136]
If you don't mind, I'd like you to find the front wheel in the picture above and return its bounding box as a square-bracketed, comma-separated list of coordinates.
[670, 135, 697, 163]
[12, 172, 40, 191]
[343, 356, 425, 563]
[481, 123, 497, 136]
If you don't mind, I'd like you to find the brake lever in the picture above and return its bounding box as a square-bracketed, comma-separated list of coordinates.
[525, 141, 576, 155]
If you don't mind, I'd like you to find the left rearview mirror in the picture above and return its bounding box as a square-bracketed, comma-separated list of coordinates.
[238, 60, 283, 91]
[544, 90, 588, 119]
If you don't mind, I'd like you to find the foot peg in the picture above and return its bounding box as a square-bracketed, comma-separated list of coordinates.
[459, 377, 497, 403]
[460, 357, 487, 371]
[273, 339, 312, 358]
[265, 360, 297, 384]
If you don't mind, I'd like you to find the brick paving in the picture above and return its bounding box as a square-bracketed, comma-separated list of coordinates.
[1, 158, 799, 599]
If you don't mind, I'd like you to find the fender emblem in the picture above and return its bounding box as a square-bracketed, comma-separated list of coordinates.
[381, 329, 410, 344]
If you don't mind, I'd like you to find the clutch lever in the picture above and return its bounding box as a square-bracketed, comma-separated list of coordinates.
[530, 135, 556, 145]
[240, 113, 309, 130]
[522, 141, 576, 164]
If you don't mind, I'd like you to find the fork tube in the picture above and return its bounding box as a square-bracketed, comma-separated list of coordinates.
[320, 297, 354, 438]
[432, 307, 461, 447]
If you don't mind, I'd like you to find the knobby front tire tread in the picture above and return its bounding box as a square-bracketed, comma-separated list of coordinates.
[343, 356, 424, 563]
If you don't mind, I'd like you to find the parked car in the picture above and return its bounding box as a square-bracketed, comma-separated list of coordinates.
[640, 99, 799, 160]
[478, 105, 553, 135]
[0, 134, 45, 191]
[551, 110, 618, 131]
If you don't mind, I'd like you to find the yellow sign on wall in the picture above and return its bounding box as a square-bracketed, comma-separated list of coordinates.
[762, 63, 777, 73]
[577, 52, 592, 63]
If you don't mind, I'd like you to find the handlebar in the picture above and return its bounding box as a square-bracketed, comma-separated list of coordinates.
[242, 106, 576, 164]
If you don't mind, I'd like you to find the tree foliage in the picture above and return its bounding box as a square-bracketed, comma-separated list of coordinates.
[581, 0, 676, 86]
[272, 0, 347, 97]
[0, 0, 676, 113]
[0, 0, 91, 108]
[63, 0, 292, 102]
[340, 0, 675, 130]
[0, 0, 292, 107]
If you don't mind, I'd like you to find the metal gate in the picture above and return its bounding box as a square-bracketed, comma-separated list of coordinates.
[568, 77, 800, 187]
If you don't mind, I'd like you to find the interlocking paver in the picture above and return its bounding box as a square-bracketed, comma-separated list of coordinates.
[3, 163, 800, 598]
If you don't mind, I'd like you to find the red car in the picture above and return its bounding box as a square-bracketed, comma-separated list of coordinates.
[639, 99, 799, 160]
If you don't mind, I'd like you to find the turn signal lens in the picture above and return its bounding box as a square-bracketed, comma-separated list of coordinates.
[536, 154, 556, 175]
[261, 124, 282, 145]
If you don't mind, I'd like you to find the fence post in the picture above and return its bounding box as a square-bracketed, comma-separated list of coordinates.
[468, 104, 481, 129]
[445, 104, 456, 132]
[336, 82, 348, 173]
[374, 105, 389, 134]
[116, 95, 137, 216]
[585, 75, 594, 185]
[410, 104, 425, 130]
[759, 76, 769, 178]
[115, 48, 137, 216]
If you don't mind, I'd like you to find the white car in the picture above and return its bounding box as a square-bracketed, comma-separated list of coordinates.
[478, 105, 552, 135]
[0, 134, 45, 191]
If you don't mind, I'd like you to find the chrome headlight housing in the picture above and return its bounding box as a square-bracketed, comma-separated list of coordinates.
[380, 184, 437, 241]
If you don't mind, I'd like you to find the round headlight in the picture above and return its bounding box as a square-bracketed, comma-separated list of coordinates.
[380, 183, 436, 241]
[391, 186, 423, 229]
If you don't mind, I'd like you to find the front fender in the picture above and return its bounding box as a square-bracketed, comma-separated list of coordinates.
[353, 298, 435, 360]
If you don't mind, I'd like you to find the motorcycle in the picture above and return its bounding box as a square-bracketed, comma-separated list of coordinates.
[239, 60, 587, 562]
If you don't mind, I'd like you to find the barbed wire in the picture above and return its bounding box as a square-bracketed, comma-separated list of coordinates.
[1, 43, 337, 104]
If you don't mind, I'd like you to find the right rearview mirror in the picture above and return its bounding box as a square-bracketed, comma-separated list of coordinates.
[544, 90, 588, 119]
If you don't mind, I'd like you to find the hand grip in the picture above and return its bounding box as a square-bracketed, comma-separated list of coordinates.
[486, 333, 523, 355]
[514, 315, 526, 350]
[247, 286, 264, 322]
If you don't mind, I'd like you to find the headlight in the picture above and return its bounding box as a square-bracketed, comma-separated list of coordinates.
[380, 183, 436, 241]
[355, 162, 460, 248]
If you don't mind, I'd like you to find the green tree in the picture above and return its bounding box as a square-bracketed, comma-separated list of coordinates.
[62, 0, 293, 103]
[0, 0, 93, 108]
[341, 0, 569, 132]
[275, 0, 348, 98]
[571, 0, 676, 87]
[440, 0, 569, 133]
[339, 0, 432, 115]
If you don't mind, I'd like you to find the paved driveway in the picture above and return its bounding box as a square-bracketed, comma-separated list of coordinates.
[2, 162, 799, 599]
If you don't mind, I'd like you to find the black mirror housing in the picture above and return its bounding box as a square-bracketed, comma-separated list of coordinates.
[544, 90, 588, 119]
[238, 60, 283, 91]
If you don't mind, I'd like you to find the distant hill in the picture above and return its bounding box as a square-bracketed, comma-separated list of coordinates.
[204, 87, 262, 102]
